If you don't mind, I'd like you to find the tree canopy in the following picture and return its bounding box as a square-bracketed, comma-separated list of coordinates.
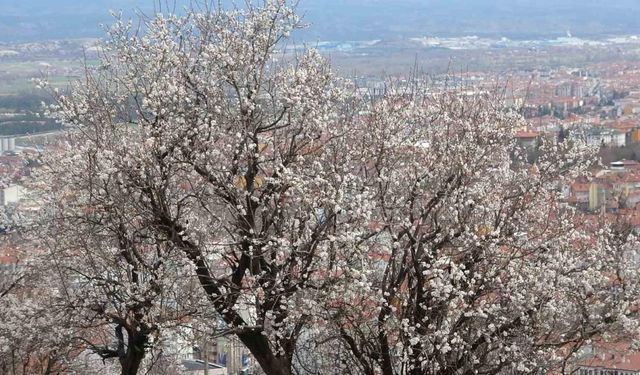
[1, 1, 639, 375]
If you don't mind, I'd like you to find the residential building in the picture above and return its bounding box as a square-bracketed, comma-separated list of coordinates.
[575, 343, 640, 375]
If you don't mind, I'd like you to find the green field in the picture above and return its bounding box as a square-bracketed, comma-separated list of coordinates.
[0, 75, 74, 95]
[0, 58, 93, 95]
[0, 58, 80, 136]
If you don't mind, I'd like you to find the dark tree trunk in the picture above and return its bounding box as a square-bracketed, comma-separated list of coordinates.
[238, 331, 292, 375]
[116, 326, 147, 375]
[119, 338, 146, 375]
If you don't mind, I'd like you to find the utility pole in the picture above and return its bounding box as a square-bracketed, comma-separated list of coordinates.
[203, 337, 209, 375]
[228, 336, 243, 375]
[228, 337, 236, 375]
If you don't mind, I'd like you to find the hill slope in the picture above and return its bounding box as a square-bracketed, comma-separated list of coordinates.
[1, 0, 639, 42]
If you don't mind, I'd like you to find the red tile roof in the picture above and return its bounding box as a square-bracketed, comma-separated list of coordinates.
[578, 342, 640, 371]
[514, 131, 540, 139]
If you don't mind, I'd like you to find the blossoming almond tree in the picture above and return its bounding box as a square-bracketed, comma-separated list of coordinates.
[0, 256, 95, 375]
[36, 187, 204, 375]
[40, 1, 640, 375]
[44, 1, 370, 374]
[321, 90, 640, 375]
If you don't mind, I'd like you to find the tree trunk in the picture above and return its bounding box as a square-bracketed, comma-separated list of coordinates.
[237, 331, 291, 375]
[120, 349, 145, 375]
[119, 335, 146, 375]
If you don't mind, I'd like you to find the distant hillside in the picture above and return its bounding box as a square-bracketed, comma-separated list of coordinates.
[297, 0, 640, 41]
[1, 0, 640, 42]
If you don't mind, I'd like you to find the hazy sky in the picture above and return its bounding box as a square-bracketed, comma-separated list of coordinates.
[1, 0, 640, 42]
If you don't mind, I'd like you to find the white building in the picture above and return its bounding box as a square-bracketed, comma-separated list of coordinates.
[0, 137, 16, 154]
[0, 185, 20, 206]
[585, 128, 626, 147]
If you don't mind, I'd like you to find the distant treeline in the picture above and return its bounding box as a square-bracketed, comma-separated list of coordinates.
[0, 92, 52, 112]
[0, 92, 61, 136]
[0, 119, 61, 136]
